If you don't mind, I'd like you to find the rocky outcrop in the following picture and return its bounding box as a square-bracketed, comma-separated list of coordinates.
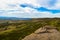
[22, 26, 60, 40]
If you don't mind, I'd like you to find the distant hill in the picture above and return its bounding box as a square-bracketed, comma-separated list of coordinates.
[0, 17, 31, 20]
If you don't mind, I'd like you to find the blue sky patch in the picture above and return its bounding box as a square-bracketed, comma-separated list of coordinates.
[20, 4, 60, 14]
[49, 0, 56, 6]
[0, 0, 60, 18]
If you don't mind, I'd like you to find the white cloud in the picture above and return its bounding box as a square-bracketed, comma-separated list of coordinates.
[0, 0, 60, 18]
[0, 0, 60, 9]
[0, 7, 60, 18]
[51, 0, 60, 9]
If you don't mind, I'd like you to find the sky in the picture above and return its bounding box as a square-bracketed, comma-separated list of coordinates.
[0, 0, 60, 18]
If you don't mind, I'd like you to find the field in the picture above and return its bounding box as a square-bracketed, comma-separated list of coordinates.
[0, 18, 60, 40]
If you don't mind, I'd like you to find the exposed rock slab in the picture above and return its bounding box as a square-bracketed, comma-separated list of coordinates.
[22, 26, 60, 40]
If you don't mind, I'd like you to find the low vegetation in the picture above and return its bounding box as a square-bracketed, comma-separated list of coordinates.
[0, 18, 60, 40]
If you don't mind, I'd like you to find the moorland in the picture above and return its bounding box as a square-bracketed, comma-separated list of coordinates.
[0, 18, 60, 40]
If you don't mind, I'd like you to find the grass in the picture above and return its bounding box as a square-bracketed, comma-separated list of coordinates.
[0, 18, 60, 40]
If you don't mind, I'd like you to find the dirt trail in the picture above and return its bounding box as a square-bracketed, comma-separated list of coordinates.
[22, 26, 60, 40]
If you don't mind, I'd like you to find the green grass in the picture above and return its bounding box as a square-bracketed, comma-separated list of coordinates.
[0, 18, 60, 40]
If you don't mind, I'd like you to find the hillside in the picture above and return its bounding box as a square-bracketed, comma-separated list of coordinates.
[22, 26, 60, 40]
[0, 18, 60, 40]
[0, 17, 31, 20]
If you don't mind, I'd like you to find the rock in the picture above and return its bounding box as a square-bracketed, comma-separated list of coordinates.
[22, 26, 60, 40]
[35, 25, 58, 34]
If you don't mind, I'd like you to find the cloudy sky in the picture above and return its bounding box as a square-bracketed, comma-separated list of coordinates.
[0, 0, 60, 18]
